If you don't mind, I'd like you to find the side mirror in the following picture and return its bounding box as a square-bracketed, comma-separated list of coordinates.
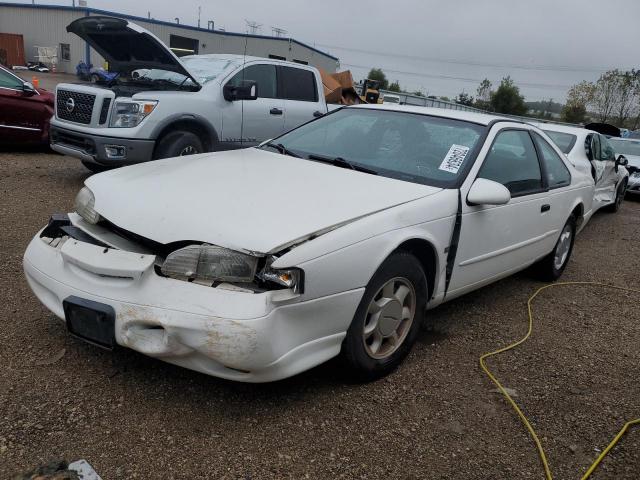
[223, 80, 258, 101]
[467, 178, 511, 206]
[22, 82, 36, 95]
[616, 154, 628, 167]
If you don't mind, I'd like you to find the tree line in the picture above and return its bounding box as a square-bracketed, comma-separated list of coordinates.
[367, 66, 640, 129]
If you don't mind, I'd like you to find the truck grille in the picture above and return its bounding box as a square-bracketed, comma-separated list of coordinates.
[56, 90, 96, 125]
[99, 98, 111, 125]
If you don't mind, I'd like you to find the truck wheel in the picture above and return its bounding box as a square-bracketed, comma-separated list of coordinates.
[534, 215, 576, 281]
[154, 131, 204, 160]
[81, 161, 110, 173]
[341, 252, 427, 382]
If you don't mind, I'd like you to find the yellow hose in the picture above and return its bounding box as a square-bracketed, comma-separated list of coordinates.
[479, 281, 640, 480]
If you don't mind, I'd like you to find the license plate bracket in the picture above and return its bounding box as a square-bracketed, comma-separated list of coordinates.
[63, 296, 116, 350]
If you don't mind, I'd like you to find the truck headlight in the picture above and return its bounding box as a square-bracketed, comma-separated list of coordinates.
[75, 187, 101, 224]
[109, 100, 157, 128]
[161, 245, 259, 283]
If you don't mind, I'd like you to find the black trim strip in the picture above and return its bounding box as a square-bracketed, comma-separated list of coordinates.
[444, 189, 463, 298]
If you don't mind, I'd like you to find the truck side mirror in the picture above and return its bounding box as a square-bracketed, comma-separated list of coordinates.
[223, 80, 258, 101]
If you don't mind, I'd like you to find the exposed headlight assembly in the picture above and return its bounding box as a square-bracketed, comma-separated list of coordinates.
[74, 186, 101, 224]
[259, 257, 304, 293]
[161, 245, 259, 283]
[109, 100, 157, 128]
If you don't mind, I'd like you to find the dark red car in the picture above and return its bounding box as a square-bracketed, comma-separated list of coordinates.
[0, 64, 54, 146]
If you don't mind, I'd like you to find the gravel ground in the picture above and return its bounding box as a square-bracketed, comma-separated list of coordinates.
[1, 151, 638, 479]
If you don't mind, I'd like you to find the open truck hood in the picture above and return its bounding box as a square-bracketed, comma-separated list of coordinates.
[67, 16, 201, 87]
[87, 148, 441, 254]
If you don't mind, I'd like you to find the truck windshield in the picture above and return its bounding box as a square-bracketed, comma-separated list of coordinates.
[262, 108, 485, 187]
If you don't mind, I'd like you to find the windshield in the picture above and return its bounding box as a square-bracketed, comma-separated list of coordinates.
[543, 130, 577, 154]
[608, 138, 640, 156]
[262, 108, 485, 187]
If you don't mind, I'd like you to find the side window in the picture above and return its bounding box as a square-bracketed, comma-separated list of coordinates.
[478, 129, 543, 196]
[227, 64, 277, 99]
[0, 69, 22, 89]
[599, 135, 616, 161]
[280, 66, 318, 102]
[533, 133, 571, 188]
[591, 134, 601, 160]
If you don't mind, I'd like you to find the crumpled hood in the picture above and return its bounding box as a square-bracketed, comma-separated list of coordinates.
[87, 148, 441, 254]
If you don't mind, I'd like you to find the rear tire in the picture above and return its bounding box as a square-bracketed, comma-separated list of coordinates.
[605, 180, 627, 213]
[153, 131, 204, 160]
[341, 252, 427, 382]
[534, 215, 576, 281]
[81, 161, 109, 173]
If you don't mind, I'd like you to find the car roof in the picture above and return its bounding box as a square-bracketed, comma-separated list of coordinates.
[351, 104, 516, 126]
[528, 122, 595, 138]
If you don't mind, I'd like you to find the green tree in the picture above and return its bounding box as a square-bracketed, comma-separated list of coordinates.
[475, 78, 493, 111]
[490, 76, 527, 115]
[455, 92, 474, 107]
[561, 103, 588, 124]
[367, 68, 389, 90]
[388, 80, 401, 92]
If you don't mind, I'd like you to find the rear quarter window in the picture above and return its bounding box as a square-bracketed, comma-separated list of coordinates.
[280, 66, 318, 102]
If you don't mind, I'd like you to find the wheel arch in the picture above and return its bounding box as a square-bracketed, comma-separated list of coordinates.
[391, 238, 438, 302]
[152, 115, 219, 154]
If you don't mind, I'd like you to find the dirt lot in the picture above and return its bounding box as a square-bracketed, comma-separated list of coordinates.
[1, 151, 638, 479]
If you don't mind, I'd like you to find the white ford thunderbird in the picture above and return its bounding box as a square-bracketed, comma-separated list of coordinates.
[24, 105, 596, 382]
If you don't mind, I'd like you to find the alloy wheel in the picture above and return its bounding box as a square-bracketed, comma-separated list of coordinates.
[362, 277, 416, 359]
[553, 224, 573, 270]
[180, 145, 198, 156]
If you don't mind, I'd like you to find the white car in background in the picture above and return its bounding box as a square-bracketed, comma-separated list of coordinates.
[532, 123, 629, 212]
[24, 106, 595, 383]
[607, 137, 640, 195]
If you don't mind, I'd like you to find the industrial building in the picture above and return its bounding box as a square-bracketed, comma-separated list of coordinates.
[0, 2, 339, 73]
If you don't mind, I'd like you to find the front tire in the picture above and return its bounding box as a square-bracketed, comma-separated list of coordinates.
[342, 252, 427, 381]
[535, 215, 576, 281]
[81, 161, 109, 173]
[153, 131, 204, 160]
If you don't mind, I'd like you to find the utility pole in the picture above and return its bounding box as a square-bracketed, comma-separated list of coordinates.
[245, 20, 262, 35]
[197, 6, 201, 28]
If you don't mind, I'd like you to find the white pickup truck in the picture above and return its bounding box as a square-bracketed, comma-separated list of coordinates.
[50, 16, 329, 171]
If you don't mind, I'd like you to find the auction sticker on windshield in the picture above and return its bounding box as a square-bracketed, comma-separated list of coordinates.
[439, 144, 470, 174]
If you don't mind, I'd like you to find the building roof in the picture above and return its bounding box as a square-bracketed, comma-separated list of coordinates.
[0, 2, 339, 62]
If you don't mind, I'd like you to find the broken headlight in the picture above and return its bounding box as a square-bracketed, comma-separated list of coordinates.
[161, 245, 259, 283]
[258, 257, 304, 293]
[75, 186, 101, 224]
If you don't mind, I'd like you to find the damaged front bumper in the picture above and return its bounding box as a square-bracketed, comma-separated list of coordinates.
[23, 217, 363, 382]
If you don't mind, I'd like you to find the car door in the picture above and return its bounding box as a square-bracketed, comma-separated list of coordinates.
[596, 135, 619, 203]
[220, 63, 285, 147]
[0, 69, 42, 144]
[279, 65, 323, 132]
[448, 127, 552, 296]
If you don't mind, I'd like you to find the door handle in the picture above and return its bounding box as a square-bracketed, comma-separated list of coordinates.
[270, 107, 283, 115]
[313, 110, 324, 118]
[541, 204, 551, 213]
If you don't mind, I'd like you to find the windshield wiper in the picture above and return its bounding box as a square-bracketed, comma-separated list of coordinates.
[307, 154, 378, 175]
[263, 142, 300, 158]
